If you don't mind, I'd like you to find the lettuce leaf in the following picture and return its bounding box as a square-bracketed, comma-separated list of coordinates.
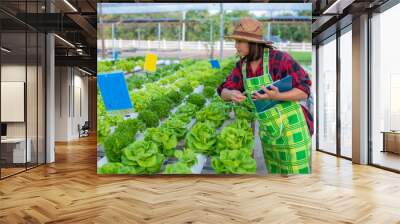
[187, 93, 206, 108]
[104, 118, 144, 162]
[138, 109, 159, 128]
[160, 118, 187, 139]
[121, 140, 165, 174]
[195, 102, 229, 128]
[185, 121, 217, 156]
[234, 105, 255, 122]
[144, 127, 177, 157]
[173, 103, 198, 124]
[97, 162, 124, 174]
[164, 162, 192, 174]
[211, 149, 256, 174]
[174, 148, 198, 167]
[216, 125, 254, 155]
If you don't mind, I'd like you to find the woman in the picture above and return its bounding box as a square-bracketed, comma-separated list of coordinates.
[217, 18, 313, 174]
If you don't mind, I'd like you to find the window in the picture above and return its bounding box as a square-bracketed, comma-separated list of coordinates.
[0, 1, 47, 179]
[370, 3, 400, 171]
[317, 36, 337, 154]
[339, 28, 352, 158]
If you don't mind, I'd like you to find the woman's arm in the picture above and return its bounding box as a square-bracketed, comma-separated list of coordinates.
[217, 61, 247, 103]
[276, 88, 308, 101]
[252, 85, 307, 101]
[253, 52, 311, 101]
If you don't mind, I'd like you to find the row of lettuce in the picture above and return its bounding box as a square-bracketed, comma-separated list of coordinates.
[97, 56, 144, 74]
[97, 57, 258, 174]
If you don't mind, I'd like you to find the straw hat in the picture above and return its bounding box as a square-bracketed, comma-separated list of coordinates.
[225, 18, 273, 46]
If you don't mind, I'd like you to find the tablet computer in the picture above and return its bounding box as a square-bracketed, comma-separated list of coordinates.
[251, 76, 293, 112]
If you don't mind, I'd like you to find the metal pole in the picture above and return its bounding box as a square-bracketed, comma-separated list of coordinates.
[138, 28, 141, 49]
[210, 21, 213, 42]
[210, 20, 214, 59]
[158, 23, 161, 49]
[99, 3, 105, 59]
[182, 11, 186, 41]
[181, 11, 186, 50]
[219, 3, 224, 60]
[111, 23, 115, 59]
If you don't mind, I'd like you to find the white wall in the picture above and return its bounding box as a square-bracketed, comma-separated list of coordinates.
[1, 65, 27, 138]
[55, 66, 69, 141]
[1, 63, 46, 164]
[54, 67, 89, 141]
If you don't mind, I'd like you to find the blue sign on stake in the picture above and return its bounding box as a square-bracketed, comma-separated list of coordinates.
[97, 71, 133, 111]
[113, 50, 119, 61]
[210, 59, 220, 69]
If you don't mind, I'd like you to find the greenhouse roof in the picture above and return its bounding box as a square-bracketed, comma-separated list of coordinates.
[100, 3, 311, 15]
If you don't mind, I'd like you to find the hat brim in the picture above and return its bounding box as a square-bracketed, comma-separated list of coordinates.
[225, 34, 272, 45]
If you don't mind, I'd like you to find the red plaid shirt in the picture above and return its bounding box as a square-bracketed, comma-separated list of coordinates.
[217, 48, 313, 135]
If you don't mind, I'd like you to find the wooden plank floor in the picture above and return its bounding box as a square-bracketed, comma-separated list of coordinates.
[1, 135, 400, 224]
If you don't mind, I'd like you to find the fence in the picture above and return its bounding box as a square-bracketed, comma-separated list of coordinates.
[98, 39, 312, 52]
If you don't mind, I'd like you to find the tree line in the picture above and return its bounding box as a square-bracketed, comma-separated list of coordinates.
[98, 10, 311, 43]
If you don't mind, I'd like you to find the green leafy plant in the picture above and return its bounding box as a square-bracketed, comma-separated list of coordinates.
[138, 110, 159, 128]
[234, 106, 254, 121]
[174, 148, 198, 167]
[216, 125, 254, 155]
[170, 113, 191, 124]
[147, 97, 172, 119]
[117, 117, 145, 133]
[97, 162, 124, 174]
[164, 162, 192, 174]
[172, 103, 198, 124]
[211, 149, 257, 174]
[202, 75, 224, 88]
[97, 116, 110, 145]
[115, 59, 135, 72]
[144, 127, 177, 157]
[97, 61, 113, 73]
[97, 95, 124, 145]
[126, 75, 147, 89]
[160, 118, 187, 139]
[186, 121, 217, 156]
[187, 93, 206, 108]
[104, 118, 144, 162]
[195, 102, 229, 128]
[229, 119, 252, 133]
[175, 103, 198, 117]
[116, 165, 139, 174]
[190, 80, 200, 88]
[130, 91, 152, 112]
[180, 85, 193, 94]
[203, 86, 216, 98]
[166, 90, 183, 105]
[121, 140, 165, 174]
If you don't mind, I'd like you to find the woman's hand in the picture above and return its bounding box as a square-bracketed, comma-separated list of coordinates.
[229, 90, 246, 103]
[252, 85, 280, 100]
[221, 88, 246, 103]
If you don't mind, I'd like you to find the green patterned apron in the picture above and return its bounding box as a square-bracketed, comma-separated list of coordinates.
[242, 49, 311, 174]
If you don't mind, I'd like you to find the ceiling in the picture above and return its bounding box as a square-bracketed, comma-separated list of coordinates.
[311, 0, 390, 44]
[0, 0, 97, 74]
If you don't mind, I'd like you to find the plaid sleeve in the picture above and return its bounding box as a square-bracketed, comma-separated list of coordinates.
[282, 52, 311, 97]
[217, 61, 245, 96]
